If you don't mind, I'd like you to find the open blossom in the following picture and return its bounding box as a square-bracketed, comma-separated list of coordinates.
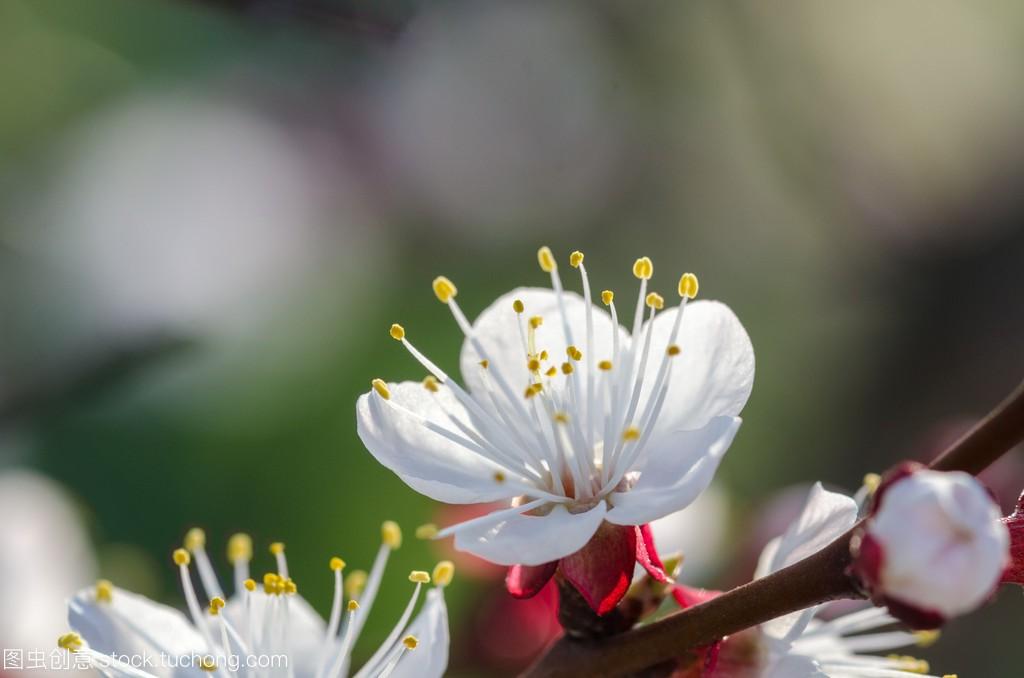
[358, 247, 753, 613]
[58, 524, 450, 678]
[683, 484, 956, 677]
[851, 464, 1009, 627]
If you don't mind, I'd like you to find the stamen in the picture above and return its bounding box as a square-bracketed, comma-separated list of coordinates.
[623, 426, 640, 441]
[316, 556, 347, 678]
[371, 378, 391, 400]
[432, 276, 457, 303]
[561, 362, 574, 374]
[667, 344, 681, 356]
[227, 533, 252, 593]
[95, 579, 113, 603]
[186, 528, 225, 600]
[601, 290, 614, 305]
[422, 375, 439, 392]
[416, 524, 438, 539]
[678, 272, 698, 299]
[529, 316, 544, 329]
[323, 599, 360, 678]
[58, 632, 83, 652]
[493, 471, 506, 483]
[566, 345, 583, 361]
[513, 299, 525, 314]
[574, 254, 597, 459]
[545, 366, 557, 377]
[351, 573, 428, 678]
[569, 250, 584, 268]
[645, 292, 664, 310]
[174, 549, 218, 653]
[598, 360, 612, 371]
[389, 323, 405, 341]
[243, 579, 256, 592]
[345, 571, 367, 599]
[633, 256, 653, 280]
[209, 596, 225, 615]
[270, 542, 288, 579]
[432, 561, 455, 587]
[382, 521, 403, 549]
[537, 246, 557, 272]
[915, 630, 940, 647]
[402, 636, 419, 650]
[433, 497, 553, 539]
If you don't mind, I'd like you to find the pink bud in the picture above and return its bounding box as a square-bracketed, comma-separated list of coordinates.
[851, 465, 1009, 627]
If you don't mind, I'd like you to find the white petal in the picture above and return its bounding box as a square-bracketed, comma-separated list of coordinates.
[356, 382, 524, 504]
[68, 586, 206, 673]
[225, 591, 324, 675]
[756, 483, 858, 640]
[763, 653, 827, 678]
[638, 301, 754, 435]
[454, 502, 607, 566]
[605, 417, 741, 526]
[386, 588, 449, 678]
[459, 287, 626, 402]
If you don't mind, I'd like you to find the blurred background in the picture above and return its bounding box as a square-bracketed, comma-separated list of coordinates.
[2, 0, 1023, 675]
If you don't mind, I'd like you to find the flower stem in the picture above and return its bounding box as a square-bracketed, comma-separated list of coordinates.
[522, 378, 1024, 678]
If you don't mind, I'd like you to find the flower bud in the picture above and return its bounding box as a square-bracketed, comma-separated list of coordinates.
[851, 464, 1009, 627]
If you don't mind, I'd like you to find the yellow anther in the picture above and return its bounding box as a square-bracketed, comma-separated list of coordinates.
[432, 276, 457, 303]
[524, 385, 537, 399]
[402, 635, 419, 650]
[544, 366, 556, 377]
[645, 292, 664, 310]
[269, 542, 285, 556]
[95, 579, 113, 603]
[942, 675, 958, 678]
[529, 316, 544, 329]
[330, 557, 346, 572]
[601, 290, 614, 306]
[886, 656, 929, 674]
[531, 383, 544, 394]
[422, 375, 439, 393]
[598, 360, 613, 371]
[623, 426, 640, 441]
[432, 560, 455, 587]
[678, 273, 698, 299]
[347, 600, 360, 611]
[479, 359, 489, 369]
[199, 656, 217, 672]
[633, 256, 653, 280]
[184, 527, 206, 552]
[561, 362, 574, 375]
[390, 323, 406, 341]
[863, 472, 882, 493]
[667, 344, 681, 356]
[416, 523, 438, 540]
[566, 345, 582, 361]
[540, 349, 548, 360]
[537, 246, 557, 272]
[569, 251, 584, 268]
[228, 533, 253, 563]
[553, 412, 569, 424]
[493, 471, 506, 483]
[409, 570, 431, 584]
[243, 578, 256, 592]
[382, 520, 402, 549]
[915, 630, 940, 647]
[263, 572, 281, 594]
[283, 578, 297, 595]
[527, 358, 541, 373]
[57, 632, 83, 652]
[372, 378, 391, 400]
[173, 548, 191, 567]
[209, 596, 225, 615]
[513, 299, 525, 314]
[345, 570, 368, 598]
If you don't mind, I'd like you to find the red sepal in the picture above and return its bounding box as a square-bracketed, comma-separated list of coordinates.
[870, 461, 925, 515]
[881, 596, 945, 630]
[635, 524, 670, 583]
[506, 561, 558, 599]
[560, 522, 637, 616]
[1000, 490, 1024, 586]
[672, 584, 721, 609]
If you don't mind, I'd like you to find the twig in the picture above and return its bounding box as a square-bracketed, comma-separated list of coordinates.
[523, 379, 1024, 678]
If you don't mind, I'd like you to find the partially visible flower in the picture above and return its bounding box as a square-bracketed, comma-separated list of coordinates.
[0, 470, 95, 678]
[851, 463, 1009, 628]
[680, 483, 954, 677]
[997, 490, 1024, 587]
[358, 248, 754, 614]
[59, 524, 451, 678]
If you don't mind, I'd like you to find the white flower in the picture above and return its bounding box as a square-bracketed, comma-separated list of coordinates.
[855, 467, 1009, 621]
[59, 525, 450, 678]
[357, 247, 754, 569]
[752, 483, 953, 678]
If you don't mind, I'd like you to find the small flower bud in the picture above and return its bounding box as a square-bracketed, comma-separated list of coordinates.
[851, 464, 1009, 627]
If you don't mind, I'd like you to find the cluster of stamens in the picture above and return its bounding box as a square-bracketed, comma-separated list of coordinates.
[370, 247, 699, 525]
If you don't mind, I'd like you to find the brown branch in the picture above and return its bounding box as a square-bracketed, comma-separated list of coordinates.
[523, 378, 1024, 678]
